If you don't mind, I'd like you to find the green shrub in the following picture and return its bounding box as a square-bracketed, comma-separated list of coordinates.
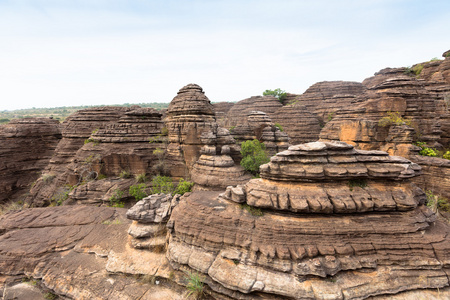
[443, 151, 450, 160]
[263, 88, 287, 103]
[404, 64, 423, 76]
[348, 179, 367, 191]
[327, 112, 334, 122]
[174, 178, 194, 195]
[119, 170, 131, 179]
[239, 203, 263, 216]
[0, 118, 10, 124]
[44, 292, 58, 300]
[240, 139, 270, 175]
[415, 142, 437, 157]
[97, 173, 107, 180]
[84, 138, 100, 145]
[129, 183, 147, 201]
[378, 111, 411, 127]
[151, 175, 174, 194]
[51, 185, 74, 206]
[109, 189, 125, 206]
[135, 173, 148, 183]
[426, 190, 450, 213]
[274, 123, 283, 132]
[185, 272, 205, 299]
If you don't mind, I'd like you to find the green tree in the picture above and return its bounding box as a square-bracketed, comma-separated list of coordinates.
[240, 139, 270, 175]
[263, 88, 287, 103]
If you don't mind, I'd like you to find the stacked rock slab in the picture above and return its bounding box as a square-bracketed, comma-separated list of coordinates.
[165, 84, 217, 178]
[0, 118, 61, 204]
[126, 193, 180, 251]
[190, 124, 252, 190]
[231, 111, 290, 156]
[27, 107, 129, 206]
[167, 141, 450, 299]
[271, 104, 322, 145]
[66, 107, 165, 205]
[224, 95, 283, 128]
[165, 84, 252, 191]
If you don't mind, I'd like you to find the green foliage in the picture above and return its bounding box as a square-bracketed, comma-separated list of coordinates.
[378, 111, 411, 127]
[185, 272, 205, 299]
[263, 88, 287, 103]
[0, 118, 10, 124]
[151, 175, 174, 194]
[327, 112, 334, 122]
[229, 126, 236, 131]
[348, 179, 367, 191]
[443, 151, 450, 160]
[240, 139, 270, 175]
[109, 189, 125, 206]
[0, 201, 23, 216]
[119, 170, 132, 179]
[174, 178, 194, 195]
[415, 142, 437, 157]
[135, 173, 148, 183]
[97, 173, 107, 180]
[84, 138, 100, 145]
[44, 292, 58, 300]
[102, 218, 122, 225]
[429, 57, 441, 62]
[274, 123, 283, 132]
[404, 64, 423, 76]
[426, 190, 450, 213]
[240, 203, 264, 216]
[160, 127, 169, 136]
[51, 185, 74, 206]
[129, 183, 147, 201]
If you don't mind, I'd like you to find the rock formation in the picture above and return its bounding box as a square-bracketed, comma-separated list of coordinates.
[231, 111, 290, 156]
[224, 95, 283, 128]
[0, 118, 61, 204]
[271, 104, 322, 145]
[167, 141, 450, 299]
[166, 84, 251, 190]
[27, 106, 165, 206]
[0, 205, 186, 299]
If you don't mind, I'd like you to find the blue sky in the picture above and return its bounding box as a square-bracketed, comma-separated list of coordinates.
[1, 0, 449, 110]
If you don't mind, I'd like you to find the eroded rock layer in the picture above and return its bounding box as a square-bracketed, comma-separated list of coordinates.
[0, 118, 61, 204]
[168, 141, 450, 300]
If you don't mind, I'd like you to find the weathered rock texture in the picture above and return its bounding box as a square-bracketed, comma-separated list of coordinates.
[26, 107, 165, 206]
[0, 118, 61, 204]
[271, 105, 322, 145]
[231, 111, 289, 156]
[224, 96, 283, 128]
[0, 206, 186, 300]
[165, 84, 217, 178]
[166, 84, 251, 190]
[213, 102, 235, 128]
[168, 141, 450, 300]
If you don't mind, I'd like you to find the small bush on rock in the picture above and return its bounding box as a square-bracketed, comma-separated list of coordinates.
[263, 88, 287, 103]
[174, 178, 194, 195]
[129, 184, 147, 201]
[378, 111, 411, 127]
[151, 175, 174, 194]
[240, 139, 270, 176]
[186, 272, 205, 299]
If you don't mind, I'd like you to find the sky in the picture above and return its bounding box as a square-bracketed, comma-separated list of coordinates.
[1, 0, 449, 111]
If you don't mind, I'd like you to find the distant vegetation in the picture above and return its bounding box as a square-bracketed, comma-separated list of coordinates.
[0, 102, 169, 123]
[263, 88, 287, 103]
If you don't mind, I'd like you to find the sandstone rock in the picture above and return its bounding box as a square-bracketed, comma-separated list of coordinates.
[271, 104, 322, 144]
[126, 193, 175, 223]
[167, 142, 450, 299]
[224, 95, 282, 128]
[0, 118, 61, 204]
[0, 206, 185, 300]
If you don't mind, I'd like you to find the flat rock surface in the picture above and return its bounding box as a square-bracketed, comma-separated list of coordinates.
[0, 206, 185, 300]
